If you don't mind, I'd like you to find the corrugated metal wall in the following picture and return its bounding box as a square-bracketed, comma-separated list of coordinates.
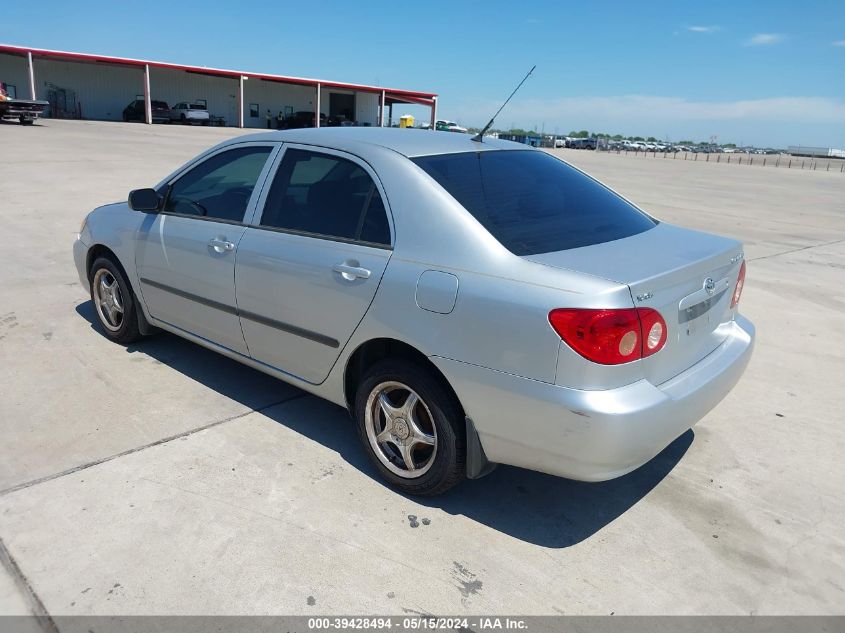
[243, 79, 317, 128]
[0, 53, 32, 99]
[1, 52, 382, 126]
[149, 66, 239, 124]
[33, 58, 143, 119]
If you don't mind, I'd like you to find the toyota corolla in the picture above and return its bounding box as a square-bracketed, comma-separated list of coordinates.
[73, 128, 754, 495]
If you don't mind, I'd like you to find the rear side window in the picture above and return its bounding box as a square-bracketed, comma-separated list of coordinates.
[260, 148, 391, 246]
[413, 150, 656, 255]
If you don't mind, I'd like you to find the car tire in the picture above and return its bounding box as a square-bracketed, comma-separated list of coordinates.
[89, 257, 143, 345]
[354, 359, 466, 496]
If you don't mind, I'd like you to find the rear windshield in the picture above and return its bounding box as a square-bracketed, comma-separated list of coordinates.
[412, 150, 656, 255]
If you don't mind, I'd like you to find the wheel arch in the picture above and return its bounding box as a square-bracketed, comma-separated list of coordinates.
[86, 243, 156, 335]
[343, 337, 464, 417]
[86, 244, 130, 284]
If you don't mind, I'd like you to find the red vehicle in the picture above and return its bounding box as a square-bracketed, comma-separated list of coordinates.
[0, 82, 48, 125]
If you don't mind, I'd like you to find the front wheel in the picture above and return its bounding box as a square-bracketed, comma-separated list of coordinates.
[89, 257, 143, 344]
[355, 360, 466, 495]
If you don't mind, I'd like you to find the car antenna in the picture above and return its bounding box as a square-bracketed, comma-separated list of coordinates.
[471, 65, 536, 143]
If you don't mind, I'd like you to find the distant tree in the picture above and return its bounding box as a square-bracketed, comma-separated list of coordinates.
[611, 134, 624, 141]
[678, 140, 694, 145]
[723, 143, 737, 148]
[646, 136, 658, 142]
[631, 136, 645, 142]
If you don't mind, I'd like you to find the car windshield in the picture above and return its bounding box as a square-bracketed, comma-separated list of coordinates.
[412, 150, 657, 256]
[189, 104, 205, 110]
[151, 101, 168, 108]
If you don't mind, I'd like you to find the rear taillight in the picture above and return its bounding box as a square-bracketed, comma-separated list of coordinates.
[549, 307, 668, 365]
[639, 308, 668, 358]
[731, 260, 746, 308]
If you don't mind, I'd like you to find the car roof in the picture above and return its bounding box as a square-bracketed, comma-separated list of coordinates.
[222, 127, 529, 158]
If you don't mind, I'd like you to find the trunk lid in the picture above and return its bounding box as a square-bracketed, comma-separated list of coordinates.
[524, 223, 744, 385]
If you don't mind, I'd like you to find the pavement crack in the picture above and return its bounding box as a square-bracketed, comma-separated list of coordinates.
[0, 393, 307, 497]
[0, 537, 59, 633]
[749, 238, 845, 262]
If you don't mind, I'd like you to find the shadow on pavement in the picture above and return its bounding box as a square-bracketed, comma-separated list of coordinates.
[77, 300, 693, 548]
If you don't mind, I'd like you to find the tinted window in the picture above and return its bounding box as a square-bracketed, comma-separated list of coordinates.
[261, 149, 391, 245]
[413, 150, 656, 255]
[164, 146, 272, 222]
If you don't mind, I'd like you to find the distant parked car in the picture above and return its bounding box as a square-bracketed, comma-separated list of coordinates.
[435, 120, 468, 133]
[169, 102, 210, 125]
[570, 138, 597, 150]
[123, 99, 170, 123]
[281, 111, 326, 129]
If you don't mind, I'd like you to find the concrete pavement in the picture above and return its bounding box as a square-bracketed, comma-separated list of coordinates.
[1, 121, 843, 619]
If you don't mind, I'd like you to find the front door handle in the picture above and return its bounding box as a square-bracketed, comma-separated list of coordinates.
[332, 261, 371, 281]
[209, 238, 235, 253]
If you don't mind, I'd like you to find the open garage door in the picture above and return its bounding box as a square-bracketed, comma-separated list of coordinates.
[329, 92, 355, 125]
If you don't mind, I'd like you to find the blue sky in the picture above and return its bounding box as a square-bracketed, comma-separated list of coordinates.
[2, 0, 844, 146]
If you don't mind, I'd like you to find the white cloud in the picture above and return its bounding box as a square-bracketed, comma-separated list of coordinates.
[745, 33, 784, 46]
[688, 26, 718, 33]
[833, 40, 845, 47]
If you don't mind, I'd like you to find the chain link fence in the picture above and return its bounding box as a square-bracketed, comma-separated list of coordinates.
[590, 143, 845, 173]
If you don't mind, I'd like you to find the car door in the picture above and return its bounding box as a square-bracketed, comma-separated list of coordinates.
[235, 145, 393, 384]
[135, 142, 278, 355]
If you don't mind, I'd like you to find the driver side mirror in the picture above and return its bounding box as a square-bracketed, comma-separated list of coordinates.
[128, 188, 161, 212]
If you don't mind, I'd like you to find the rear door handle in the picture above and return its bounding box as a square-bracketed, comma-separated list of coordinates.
[209, 238, 235, 253]
[332, 262, 371, 281]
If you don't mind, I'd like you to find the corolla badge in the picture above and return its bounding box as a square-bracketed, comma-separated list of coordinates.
[704, 277, 716, 295]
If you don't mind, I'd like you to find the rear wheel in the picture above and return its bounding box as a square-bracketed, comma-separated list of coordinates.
[89, 257, 143, 344]
[355, 360, 465, 495]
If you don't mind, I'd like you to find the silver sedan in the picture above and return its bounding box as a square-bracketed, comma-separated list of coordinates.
[73, 128, 754, 495]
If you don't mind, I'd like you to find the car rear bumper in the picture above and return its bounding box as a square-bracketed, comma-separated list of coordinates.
[432, 314, 755, 481]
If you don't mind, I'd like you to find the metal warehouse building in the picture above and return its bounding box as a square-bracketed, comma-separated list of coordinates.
[0, 44, 438, 128]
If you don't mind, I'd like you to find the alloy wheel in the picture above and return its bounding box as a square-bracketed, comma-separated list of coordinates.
[93, 268, 124, 332]
[364, 381, 438, 478]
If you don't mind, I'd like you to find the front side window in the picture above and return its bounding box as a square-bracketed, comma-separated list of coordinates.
[260, 148, 390, 246]
[413, 150, 656, 256]
[163, 146, 272, 222]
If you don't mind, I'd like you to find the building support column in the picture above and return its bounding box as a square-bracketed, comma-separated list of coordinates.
[379, 90, 385, 127]
[27, 51, 36, 100]
[143, 64, 152, 124]
[430, 96, 438, 131]
[388, 103, 393, 127]
[315, 82, 321, 128]
[238, 76, 245, 128]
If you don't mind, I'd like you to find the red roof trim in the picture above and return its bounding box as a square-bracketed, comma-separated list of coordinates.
[0, 44, 437, 100]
